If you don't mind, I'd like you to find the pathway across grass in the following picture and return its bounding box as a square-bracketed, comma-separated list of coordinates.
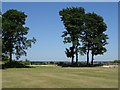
[2, 65, 118, 88]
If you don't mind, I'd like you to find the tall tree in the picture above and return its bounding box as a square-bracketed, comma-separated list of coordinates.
[59, 7, 85, 65]
[81, 12, 108, 65]
[0, 11, 1, 36]
[80, 13, 93, 65]
[0, 11, 2, 61]
[2, 9, 36, 62]
[89, 13, 108, 64]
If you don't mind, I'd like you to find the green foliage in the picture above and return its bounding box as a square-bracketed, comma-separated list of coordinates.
[2, 55, 9, 62]
[2, 9, 36, 62]
[56, 61, 71, 67]
[60, 7, 108, 66]
[0, 11, 1, 36]
[0, 11, 2, 61]
[111, 60, 120, 64]
[20, 60, 31, 65]
[59, 7, 85, 64]
[83, 12, 108, 64]
[65, 47, 75, 58]
[31, 61, 47, 65]
[57, 61, 103, 67]
[49, 61, 55, 64]
[2, 60, 31, 69]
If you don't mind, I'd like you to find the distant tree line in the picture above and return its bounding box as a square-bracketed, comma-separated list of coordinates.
[59, 7, 108, 66]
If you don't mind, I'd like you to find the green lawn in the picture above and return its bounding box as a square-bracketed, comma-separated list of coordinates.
[2, 65, 118, 88]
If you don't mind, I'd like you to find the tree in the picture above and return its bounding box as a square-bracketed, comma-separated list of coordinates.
[59, 7, 85, 65]
[90, 20, 108, 64]
[2, 9, 36, 62]
[0, 11, 1, 35]
[0, 11, 2, 61]
[81, 12, 108, 65]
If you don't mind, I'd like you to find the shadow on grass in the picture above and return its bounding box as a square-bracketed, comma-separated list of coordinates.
[1, 61, 33, 69]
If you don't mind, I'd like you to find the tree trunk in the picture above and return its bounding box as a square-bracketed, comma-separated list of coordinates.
[75, 45, 78, 66]
[71, 43, 75, 65]
[71, 56, 74, 64]
[9, 50, 12, 63]
[91, 51, 94, 65]
[9, 42, 12, 63]
[87, 47, 89, 65]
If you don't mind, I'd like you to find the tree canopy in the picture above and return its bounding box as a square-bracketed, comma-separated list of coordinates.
[59, 7, 85, 65]
[81, 12, 108, 65]
[2, 9, 36, 62]
[0, 11, 1, 36]
[59, 7, 108, 65]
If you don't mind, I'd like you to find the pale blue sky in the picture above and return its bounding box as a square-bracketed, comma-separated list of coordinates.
[2, 0, 119, 2]
[2, 2, 118, 61]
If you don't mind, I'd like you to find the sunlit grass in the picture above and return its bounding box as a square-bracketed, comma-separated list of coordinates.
[2, 66, 118, 88]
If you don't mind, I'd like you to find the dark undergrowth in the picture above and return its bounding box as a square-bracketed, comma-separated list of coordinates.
[57, 62, 103, 67]
[0, 61, 104, 69]
[2, 61, 32, 69]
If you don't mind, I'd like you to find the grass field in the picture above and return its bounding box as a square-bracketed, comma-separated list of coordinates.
[2, 65, 118, 88]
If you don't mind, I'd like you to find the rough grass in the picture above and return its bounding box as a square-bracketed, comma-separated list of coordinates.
[0, 61, 3, 64]
[2, 65, 118, 88]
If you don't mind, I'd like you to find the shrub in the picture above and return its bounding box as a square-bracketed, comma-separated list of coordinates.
[112, 60, 120, 64]
[49, 61, 55, 64]
[20, 60, 31, 65]
[57, 61, 103, 67]
[2, 61, 31, 69]
[31, 62, 48, 65]
[57, 62, 71, 67]
[2, 55, 9, 62]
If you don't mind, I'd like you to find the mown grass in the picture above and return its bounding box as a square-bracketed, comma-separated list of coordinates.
[2, 65, 118, 88]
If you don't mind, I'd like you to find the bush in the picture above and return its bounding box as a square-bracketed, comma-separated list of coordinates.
[2, 61, 31, 69]
[31, 62, 47, 65]
[2, 55, 9, 62]
[49, 61, 55, 64]
[20, 60, 31, 65]
[57, 61, 103, 67]
[57, 62, 72, 67]
[112, 60, 120, 64]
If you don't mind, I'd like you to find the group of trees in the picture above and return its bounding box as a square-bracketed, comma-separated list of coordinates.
[59, 7, 108, 65]
[2, 7, 108, 66]
[2, 9, 36, 62]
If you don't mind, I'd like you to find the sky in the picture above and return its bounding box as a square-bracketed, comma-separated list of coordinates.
[2, 2, 118, 61]
[2, 0, 119, 2]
